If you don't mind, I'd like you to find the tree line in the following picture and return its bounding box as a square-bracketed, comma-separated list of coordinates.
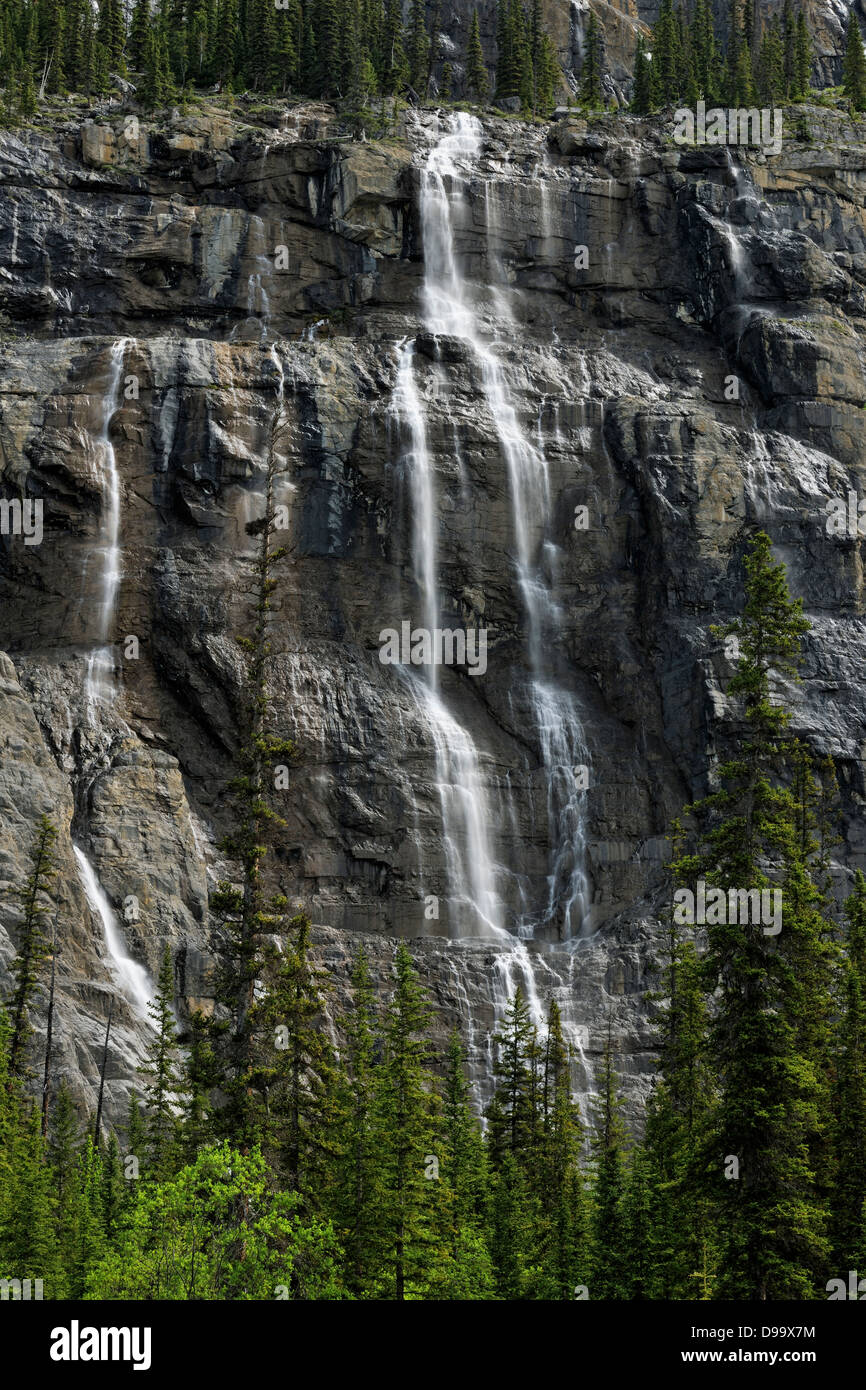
[1, 373, 865, 1298]
[627, 0, 814, 115]
[0, 0, 560, 117]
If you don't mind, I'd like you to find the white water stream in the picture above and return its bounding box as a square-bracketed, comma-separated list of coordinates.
[73, 845, 153, 1021]
[83, 338, 127, 713]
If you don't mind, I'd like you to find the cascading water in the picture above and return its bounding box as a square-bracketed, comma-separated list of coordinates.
[73, 845, 152, 1022]
[83, 338, 127, 712]
[378, 113, 597, 1102]
[390, 339, 506, 939]
[417, 112, 590, 941]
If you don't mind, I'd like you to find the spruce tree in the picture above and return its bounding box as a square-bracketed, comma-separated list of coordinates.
[373, 941, 437, 1299]
[536, 999, 587, 1298]
[466, 8, 488, 101]
[844, 15, 866, 113]
[333, 945, 383, 1295]
[674, 531, 833, 1298]
[580, 9, 603, 108]
[832, 872, 866, 1267]
[793, 10, 811, 100]
[589, 1021, 629, 1299]
[254, 911, 340, 1207]
[7, 814, 56, 1078]
[140, 945, 184, 1181]
[632, 34, 652, 114]
[209, 381, 296, 1147]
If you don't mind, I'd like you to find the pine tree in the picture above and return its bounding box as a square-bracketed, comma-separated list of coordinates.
[428, 1029, 494, 1298]
[642, 870, 718, 1297]
[589, 1021, 629, 1299]
[793, 10, 811, 101]
[465, 8, 488, 101]
[128, 0, 149, 70]
[255, 911, 340, 1207]
[405, 0, 428, 97]
[580, 9, 603, 108]
[486, 988, 538, 1165]
[674, 531, 832, 1298]
[631, 33, 652, 114]
[333, 945, 383, 1295]
[7, 815, 56, 1077]
[843, 15, 866, 113]
[536, 999, 587, 1298]
[140, 945, 184, 1181]
[181, 1009, 215, 1159]
[832, 871, 866, 1267]
[756, 16, 785, 105]
[209, 380, 296, 1147]
[373, 941, 437, 1299]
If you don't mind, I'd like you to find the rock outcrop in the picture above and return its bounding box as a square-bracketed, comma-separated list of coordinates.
[2, 98, 866, 1133]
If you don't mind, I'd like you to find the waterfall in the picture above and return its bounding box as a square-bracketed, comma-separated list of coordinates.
[391, 341, 439, 667]
[73, 846, 153, 1021]
[390, 339, 505, 939]
[410, 678, 506, 939]
[84, 339, 127, 712]
[417, 112, 591, 940]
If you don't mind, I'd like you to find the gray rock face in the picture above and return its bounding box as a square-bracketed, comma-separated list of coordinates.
[2, 101, 866, 1134]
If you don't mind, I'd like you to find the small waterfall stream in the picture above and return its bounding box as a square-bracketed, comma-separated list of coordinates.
[73, 846, 153, 1023]
[416, 112, 591, 941]
[84, 338, 127, 712]
[387, 112, 595, 1091]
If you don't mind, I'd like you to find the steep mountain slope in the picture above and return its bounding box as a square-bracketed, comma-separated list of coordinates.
[2, 99, 866, 1130]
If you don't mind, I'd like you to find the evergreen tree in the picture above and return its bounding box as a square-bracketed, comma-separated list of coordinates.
[793, 10, 811, 100]
[632, 33, 652, 114]
[843, 14, 866, 113]
[674, 532, 833, 1298]
[181, 1009, 216, 1160]
[140, 945, 184, 1181]
[589, 1022, 629, 1298]
[756, 16, 785, 105]
[405, 0, 428, 97]
[428, 1030, 494, 1298]
[486, 988, 538, 1165]
[208, 381, 296, 1147]
[255, 911, 340, 1207]
[536, 1000, 587, 1298]
[465, 8, 488, 101]
[128, 0, 150, 70]
[6, 815, 56, 1077]
[832, 871, 866, 1267]
[373, 941, 437, 1299]
[333, 945, 383, 1296]
[580, 8, 603, 107]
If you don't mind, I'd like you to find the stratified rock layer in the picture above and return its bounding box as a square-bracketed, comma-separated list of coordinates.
[2, 101, 866, 1133]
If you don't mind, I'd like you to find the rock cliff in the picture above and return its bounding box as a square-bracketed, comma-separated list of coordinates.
[2, 97, 866, 1132]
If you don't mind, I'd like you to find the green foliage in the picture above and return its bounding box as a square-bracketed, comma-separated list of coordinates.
[85, 1143, 344, 1298]
[580, 10, 603, 108]
[0, 466, 854, 1305]
[844, 14, 866, 112]
[673, 532, 834, 1298]
[140, 946, 184, 1179]
[466, 8, 488, 101]
[7, 814, 56, 1077]
[637, 1, 815, 114]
